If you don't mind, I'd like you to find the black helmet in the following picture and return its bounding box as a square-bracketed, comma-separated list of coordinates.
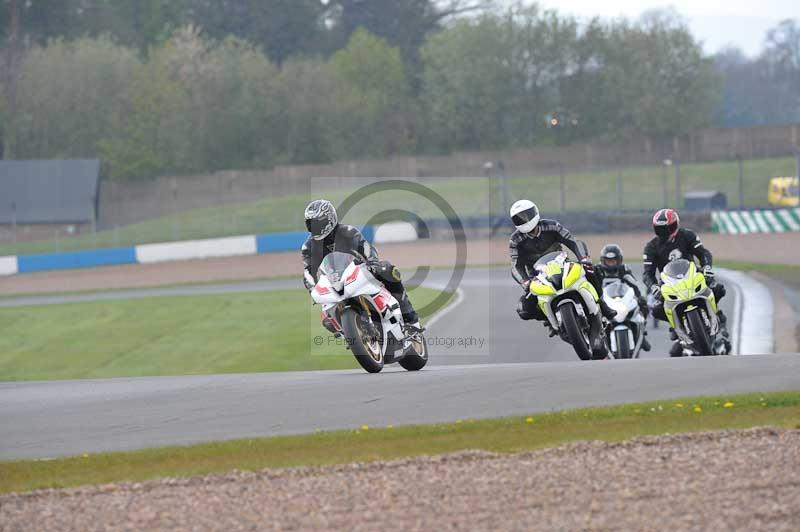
[304, 199, 338, 240]
[599, 244, 623, 271]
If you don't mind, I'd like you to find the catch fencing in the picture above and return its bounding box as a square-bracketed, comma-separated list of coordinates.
[0, 133, 798, 257]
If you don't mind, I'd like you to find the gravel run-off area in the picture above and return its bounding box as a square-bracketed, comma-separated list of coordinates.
[2, 428, 798, 531]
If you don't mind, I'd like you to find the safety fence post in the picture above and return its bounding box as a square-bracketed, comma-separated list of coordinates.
[737, 154, 744, 209]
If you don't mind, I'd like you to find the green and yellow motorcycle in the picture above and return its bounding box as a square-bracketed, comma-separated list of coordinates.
[529, 251, 607, 361]
[659, 259, 729, 356]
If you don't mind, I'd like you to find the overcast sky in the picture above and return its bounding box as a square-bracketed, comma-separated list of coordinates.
[507, 1, 797, 57]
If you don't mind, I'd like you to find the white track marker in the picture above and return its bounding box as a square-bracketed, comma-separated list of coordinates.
[424, 286, 466, 330]
[719, 269, 774, 355]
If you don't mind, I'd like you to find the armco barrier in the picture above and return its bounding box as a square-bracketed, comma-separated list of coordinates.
[712, 208, 800, 234]
[374, 222, 419, 244]
[0, 226, 377, 276]
[0, 256, 18, 276]
[136, 235, 257, 264]
[17, 247, 137, 273]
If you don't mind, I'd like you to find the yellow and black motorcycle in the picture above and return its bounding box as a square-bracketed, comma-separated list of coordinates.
[660, 259, 729, 356]
[529, 251, 607, 361]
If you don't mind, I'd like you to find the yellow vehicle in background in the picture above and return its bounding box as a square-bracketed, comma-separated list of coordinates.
[768, 177, 799, 207]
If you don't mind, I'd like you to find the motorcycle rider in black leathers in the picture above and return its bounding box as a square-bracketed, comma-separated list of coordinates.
[643, 208, 730, 356]
[510, 200, 616, 336]
[301, 199, 420, 333]
[595, 243, 651, 352]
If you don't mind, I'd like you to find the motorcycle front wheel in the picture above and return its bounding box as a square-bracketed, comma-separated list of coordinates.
[615, 328, 633, 359]
[341, 308, 384, 373]
[686, 310, 714, 356]
[560, 305, 592, 361]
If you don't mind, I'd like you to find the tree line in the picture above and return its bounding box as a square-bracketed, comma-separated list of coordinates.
[712, 20, 800, 127]
[0, 1, 798, 180]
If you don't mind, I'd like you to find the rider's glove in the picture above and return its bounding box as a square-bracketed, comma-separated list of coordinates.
[521, 279, 532, 292]
[649, 284, 661, 298]
[580, 257, 594, 273]
[702, 265, 715, 283]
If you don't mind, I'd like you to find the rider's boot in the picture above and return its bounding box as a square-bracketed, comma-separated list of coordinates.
[397, 291, 422, 332]
[641, 331, 652, 352]
[715, 311, 732, 353]
[717, 310, 730, 338]
[543, 320, 558, 337]
[638, 297, 650, 319]
[669, 341, 684, 357]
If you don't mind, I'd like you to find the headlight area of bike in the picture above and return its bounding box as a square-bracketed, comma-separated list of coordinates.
[530, 257, 584, 296]
[318, 251, 360, 293]
[608, 298, 630, 321]
[660, 272, 706, 301]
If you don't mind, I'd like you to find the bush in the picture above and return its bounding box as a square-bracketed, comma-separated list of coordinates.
[6, 36, 141, 160]
[100, 26, 281, 180]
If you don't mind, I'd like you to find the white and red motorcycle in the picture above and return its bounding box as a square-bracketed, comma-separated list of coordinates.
[602, 280, 647, 359]
[311, 252, 428, 373]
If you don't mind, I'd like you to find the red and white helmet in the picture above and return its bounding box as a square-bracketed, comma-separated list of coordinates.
[652, 208, 680, 241]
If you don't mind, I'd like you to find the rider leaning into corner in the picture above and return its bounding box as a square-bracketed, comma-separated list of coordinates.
[643, 208, 731, 357]
[595, 243, 652, 352]
[301, 199, 421, 333]
[509, 200, 617, 336]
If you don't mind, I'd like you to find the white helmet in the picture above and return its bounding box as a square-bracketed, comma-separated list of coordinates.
[510, 200, 540, 234]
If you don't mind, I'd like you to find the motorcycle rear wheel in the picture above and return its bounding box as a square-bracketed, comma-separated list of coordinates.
[341, 308, 384, 373]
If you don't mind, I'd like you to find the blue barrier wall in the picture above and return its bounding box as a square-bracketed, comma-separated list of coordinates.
[255, 227, 374, 254]
[360, 225, 375, 243]
[7, 227, 376, 276]
[17, 247, 137, 273]
[256, 231, 308, 254]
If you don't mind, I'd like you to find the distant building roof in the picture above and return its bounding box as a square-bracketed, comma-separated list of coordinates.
[0, 160, 100, 224]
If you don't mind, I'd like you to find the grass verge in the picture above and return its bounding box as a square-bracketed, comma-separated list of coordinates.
[1, 391, 798, 495]
[0, 286, 450, 381]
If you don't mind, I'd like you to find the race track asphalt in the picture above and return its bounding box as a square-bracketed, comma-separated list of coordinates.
[1, 266, 797, 460]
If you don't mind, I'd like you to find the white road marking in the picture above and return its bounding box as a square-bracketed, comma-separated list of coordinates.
[719, 268, 774, 355]
[423, 286, 465, 329]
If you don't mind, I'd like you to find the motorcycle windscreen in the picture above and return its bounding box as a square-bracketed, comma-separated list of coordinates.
[603, 281, 629, 298]
[318, 252, 356, 283]
[533, 251, 566, 271]
[662, 259, 692, 280]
